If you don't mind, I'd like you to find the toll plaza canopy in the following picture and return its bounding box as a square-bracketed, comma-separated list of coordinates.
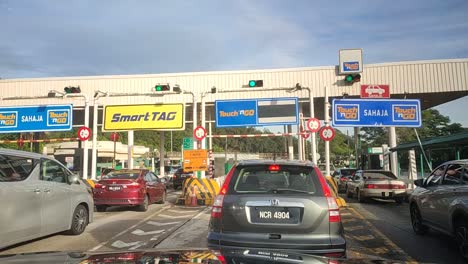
[0, 58, 467, 122]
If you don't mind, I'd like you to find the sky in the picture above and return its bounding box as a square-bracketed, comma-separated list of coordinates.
[1, 0, 468, 129]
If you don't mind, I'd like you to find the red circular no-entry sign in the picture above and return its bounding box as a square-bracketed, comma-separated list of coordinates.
[193, 126, 207, 141]
[319, 126, 335, 141]
[306, 118, 321, 133]
[77, 126, 91, 141]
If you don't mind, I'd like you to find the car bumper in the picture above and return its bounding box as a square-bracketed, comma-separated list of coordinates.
[207, 231, 346, 256]
[361, 189, 406, 199]
[94, 197, 144, 206]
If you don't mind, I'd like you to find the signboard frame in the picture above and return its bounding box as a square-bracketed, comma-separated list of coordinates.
[215, 97, 299, 128]
[0, 104, 73, 133]
[103, 103, 185, 132]
[332, 99, 422, 127]
[339, 49, 363, 74]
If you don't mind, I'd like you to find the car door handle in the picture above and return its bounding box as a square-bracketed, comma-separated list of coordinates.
[44, 188, 51, 193]
[33, 188, 41, 193]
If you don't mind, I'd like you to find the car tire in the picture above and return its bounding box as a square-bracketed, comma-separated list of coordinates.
[410, 204, 428, 235]
[395, 197, 404, 204]
[357, 189, 366, 203]
[454, 218, 468, 260]
[138, 194, 149, 212]
[346, 187, 353, 198]
[96, 205, 107, 212]
[158, 191, 166, 204]
[67, 204, 88, 235]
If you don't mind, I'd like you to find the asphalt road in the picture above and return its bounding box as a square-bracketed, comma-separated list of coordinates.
[2, 189, 466, 263]
[343, 195, 466, 264]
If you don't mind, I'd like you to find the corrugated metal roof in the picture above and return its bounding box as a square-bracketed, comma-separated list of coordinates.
[391, 131, 468, 151]
[1, 58, 467, 107]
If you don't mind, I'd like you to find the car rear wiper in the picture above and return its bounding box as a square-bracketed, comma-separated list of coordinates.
[267, 188, 311, 194]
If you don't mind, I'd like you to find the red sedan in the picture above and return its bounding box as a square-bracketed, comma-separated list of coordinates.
[93, 169, 166, 212]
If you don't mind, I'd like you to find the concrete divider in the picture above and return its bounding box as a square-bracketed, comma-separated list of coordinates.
[176, 177, 220, 206]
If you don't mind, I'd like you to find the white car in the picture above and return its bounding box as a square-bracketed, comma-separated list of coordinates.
[0, 149, 94, 249]
[365, 86, 385, 95]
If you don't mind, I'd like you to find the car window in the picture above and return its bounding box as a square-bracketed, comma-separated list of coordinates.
[103, 171, 140, 180]
[40, 159, 70, 184]
[341, 169, 356, 176]
[442, 164, 463, 185]
[0, 154, 39, 182]
[363, 171, 397, 180]
[144, 172, 154, 182]
[425, 165, 446, 186]
[230, 165, 319, 194]
[463, 165, 468, 184]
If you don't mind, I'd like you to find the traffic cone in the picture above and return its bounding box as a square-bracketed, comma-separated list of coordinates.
[190, 186, 197, 206]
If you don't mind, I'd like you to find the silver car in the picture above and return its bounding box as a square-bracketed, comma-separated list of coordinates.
[346, 170, 407, 203]
[0, 149, 94, 249]
[409, 160, 468, 260]
[208, 160, 346, 257]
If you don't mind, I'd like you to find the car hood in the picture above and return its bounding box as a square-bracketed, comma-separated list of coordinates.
[0, 248, 411, 264]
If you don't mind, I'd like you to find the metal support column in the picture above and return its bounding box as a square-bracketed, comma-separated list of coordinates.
[287, 125, 294, 160]
[160, 132, 165, 177]
[389, 127, 398, 176]
[324, 86, 330, 177]
[128, 131, 134, 169]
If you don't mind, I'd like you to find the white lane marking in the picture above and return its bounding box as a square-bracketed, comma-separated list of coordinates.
[159, 214, 194, 219]
[193, 207, 209, 219]
[88, 205, 171, 251]
[147, 220, 181, 226]
[111, 240, 146, 250]
[132, 229, 165, 236]
[167, 209, 200, 214]
[150, 236, 160, 241]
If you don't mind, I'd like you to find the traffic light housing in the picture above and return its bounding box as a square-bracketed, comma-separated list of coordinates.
[344, 74, 361, 85]
[155, 84, 170, 92]
[64, 86, 81, 93]
[248, 80, 263, 87]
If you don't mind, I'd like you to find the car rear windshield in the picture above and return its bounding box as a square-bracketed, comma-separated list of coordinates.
[103, 171, 140, 180]
[340, 169, 356, 176]
[0, 154, 38, 182]
[364, 171, 397, 180]
[228, 164, 322, 195]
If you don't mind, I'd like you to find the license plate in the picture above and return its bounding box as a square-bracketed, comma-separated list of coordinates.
[109, 186, 121, 191]
[250, 207, 300, 224]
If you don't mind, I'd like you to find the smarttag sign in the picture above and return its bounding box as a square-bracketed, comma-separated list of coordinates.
[103, 104, 185, 131]
[0, 105, 72, 133]
[215, 98, 298, 128]
[332, 99, 421, 127]
[339, 49, 363, 74]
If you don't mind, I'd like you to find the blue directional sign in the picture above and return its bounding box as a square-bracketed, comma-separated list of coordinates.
[332, 99, 421, 127]
[0, 105, 73, 133]
[215, 97, 299, 128]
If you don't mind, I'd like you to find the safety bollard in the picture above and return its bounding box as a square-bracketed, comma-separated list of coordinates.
[190, 186, 197, 206]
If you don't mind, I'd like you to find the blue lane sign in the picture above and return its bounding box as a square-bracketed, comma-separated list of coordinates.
[215, 97, 298, 128]
[0, 105, 73, 133]
[332, 99, 421, 127]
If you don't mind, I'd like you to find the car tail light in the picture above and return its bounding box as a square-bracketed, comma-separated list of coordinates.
[392, 184, 406, 189]
[125, 182, 140, 189]
[212, 250, 227, 264]
[315, 167, 341, 223]
[340, 177, 347, 181]
[268, 164, 280, 171]
[365, 183, 376, 189]
[173, 175, 177, 179]
[211, 166, 235, 219]
[95, 183, 106, 189]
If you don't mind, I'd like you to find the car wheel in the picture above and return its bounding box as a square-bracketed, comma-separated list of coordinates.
[138, 194, 149, 212]
[346, 187, 353, 198]
[357, 189, 366, 203]
[395, 197, 404, 204]
[96, 205, 107, 212]
[158, 191, 166, 204]
[410, 204, 428, 235]
[67, 204, 88, 235]
[454, 219, 468, 260]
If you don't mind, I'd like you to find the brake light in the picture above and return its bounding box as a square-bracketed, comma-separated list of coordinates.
[365, 184, 376, 189]
[316, 167, 341, 223]
[340, 177, 347, 181]
[392, 184, 406, 189]
[94, 183, 106, 189]
[268, 164, 280, 171]
[126, 182, 140, 188]
[211, 166, 235, 219]
[212, 250, 227, 264]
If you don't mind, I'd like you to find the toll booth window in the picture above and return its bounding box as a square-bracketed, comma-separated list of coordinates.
[0, 155, 38, 182]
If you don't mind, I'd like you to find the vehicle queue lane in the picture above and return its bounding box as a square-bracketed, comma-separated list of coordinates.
[344, 196, 466, 264]
[0, 190, 186, 254]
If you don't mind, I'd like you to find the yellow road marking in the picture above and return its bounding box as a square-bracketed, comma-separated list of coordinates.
[348, 207, 417, 263]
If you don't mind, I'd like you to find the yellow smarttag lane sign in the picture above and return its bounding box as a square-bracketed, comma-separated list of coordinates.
[103, 104, 185, 131]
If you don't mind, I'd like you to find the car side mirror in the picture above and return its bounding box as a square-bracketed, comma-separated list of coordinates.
[414, 178, 424, 187]
[68, 174, 79, 185]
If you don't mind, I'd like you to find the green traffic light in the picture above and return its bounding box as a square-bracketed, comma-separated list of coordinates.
[249, 80, 256, 87]
[345, 75, 353, 82]
[155, 85, 162, 91]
